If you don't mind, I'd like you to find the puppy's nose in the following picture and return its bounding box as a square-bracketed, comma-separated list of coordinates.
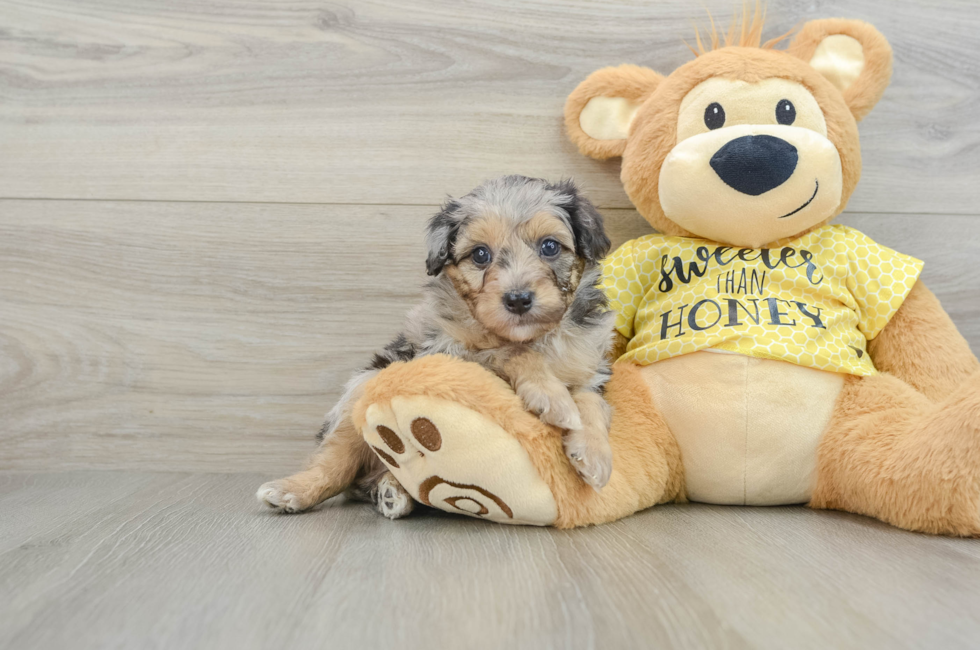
[503, 291, 534, 315]
[710, 135, 798, 196]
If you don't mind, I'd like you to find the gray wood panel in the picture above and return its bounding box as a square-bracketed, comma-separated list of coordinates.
[1, 470, 979, 650]
[1, 199, 977, 473]
[1, 0, 979, 212]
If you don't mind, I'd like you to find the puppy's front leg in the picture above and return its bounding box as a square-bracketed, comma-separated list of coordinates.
[504, 350, 582, 431]
[564, 389, 613, 491]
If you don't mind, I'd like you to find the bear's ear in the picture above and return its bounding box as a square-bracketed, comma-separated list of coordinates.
[787, 19, 893, 122]
[564, 64, 663, 160]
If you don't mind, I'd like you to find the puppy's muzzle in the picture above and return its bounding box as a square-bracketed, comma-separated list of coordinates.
[710, 135, 799, 196]
[503, 291, 534, 316]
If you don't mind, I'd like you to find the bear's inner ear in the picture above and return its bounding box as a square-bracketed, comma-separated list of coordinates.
[809, 34, 866, 95]
[579, 96, 644, 142]
[788, 19, 893, 122]
[564, 64, 663, 160]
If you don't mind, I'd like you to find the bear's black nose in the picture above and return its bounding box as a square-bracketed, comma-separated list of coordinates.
[709, 135, 798, 196]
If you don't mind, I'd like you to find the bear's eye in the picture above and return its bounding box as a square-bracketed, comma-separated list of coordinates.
[776, 99, 796, 125]
[704, 102, 726, 130]
[471, 246, 492, 267]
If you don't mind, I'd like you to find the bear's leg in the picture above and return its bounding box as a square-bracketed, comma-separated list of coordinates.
[811, 371, 980, 536]
[353, 355, 684, 528]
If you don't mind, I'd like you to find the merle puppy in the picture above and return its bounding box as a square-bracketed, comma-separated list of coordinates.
[258, 175, 615, 519]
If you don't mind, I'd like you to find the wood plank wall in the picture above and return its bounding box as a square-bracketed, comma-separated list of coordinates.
[2, 0, 978, 473]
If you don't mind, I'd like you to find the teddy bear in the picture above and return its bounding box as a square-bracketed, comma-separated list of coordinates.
[349, 17, 980, 535]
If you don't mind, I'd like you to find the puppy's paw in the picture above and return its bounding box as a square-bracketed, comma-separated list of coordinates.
[256, 480, 313, 514]
[517, 382, 583, 430]
[375, 473, 415, 520]
[563, 428, 613, 492]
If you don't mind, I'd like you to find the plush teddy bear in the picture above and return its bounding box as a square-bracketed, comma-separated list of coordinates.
[352, 17, 980, 535]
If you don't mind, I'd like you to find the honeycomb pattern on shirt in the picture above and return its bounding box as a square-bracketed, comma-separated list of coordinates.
[601, 225, 923, 376]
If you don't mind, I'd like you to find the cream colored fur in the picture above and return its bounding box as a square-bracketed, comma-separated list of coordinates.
[640, 351, 843, 505]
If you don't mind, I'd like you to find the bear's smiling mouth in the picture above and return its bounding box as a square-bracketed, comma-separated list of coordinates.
[778, 179, 819, 219]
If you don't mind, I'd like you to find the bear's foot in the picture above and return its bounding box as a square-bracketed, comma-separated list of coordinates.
[361, 394, 558, 526]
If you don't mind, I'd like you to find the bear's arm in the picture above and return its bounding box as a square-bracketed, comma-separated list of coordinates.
[867, 280, 980, 401]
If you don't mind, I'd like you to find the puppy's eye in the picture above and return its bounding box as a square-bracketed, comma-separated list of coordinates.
[776, 99, 796, 125]
[704, 102, 725, 130]
[471, 246, 492, 267]
[539, 238, 561, 258]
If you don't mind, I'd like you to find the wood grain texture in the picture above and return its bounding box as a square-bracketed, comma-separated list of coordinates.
[1, 0, 979, 211]
[1, 199, 977, 473]
[1, 471, 979, 650]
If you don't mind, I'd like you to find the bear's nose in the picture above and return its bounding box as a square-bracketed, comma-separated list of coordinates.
[710, 135, 798, 196]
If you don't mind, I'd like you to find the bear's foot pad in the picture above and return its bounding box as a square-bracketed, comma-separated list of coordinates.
[362, 395, 557, 526]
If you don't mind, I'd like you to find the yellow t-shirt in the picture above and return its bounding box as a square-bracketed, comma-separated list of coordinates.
[602, 225, 923, 376]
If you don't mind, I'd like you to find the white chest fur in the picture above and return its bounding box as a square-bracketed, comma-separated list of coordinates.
[639, 351, 844, 505]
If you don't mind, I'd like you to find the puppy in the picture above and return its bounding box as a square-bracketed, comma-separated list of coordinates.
[257, 175, 615, 519]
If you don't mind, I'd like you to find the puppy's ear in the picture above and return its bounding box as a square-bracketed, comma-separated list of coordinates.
[425, 199, 462, 276]
[551, 181, 610, 264]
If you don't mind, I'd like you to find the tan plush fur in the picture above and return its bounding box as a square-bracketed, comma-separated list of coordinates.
[786, 19, 893, 122]
[564, 15, 980, 534]
[810, 279, 980, 536]
[353, 355, 685, 528]
[812, 371, 980, 536]
[686, 4, 793, 55]
[564, 16, 977, 534]
[867, 282, 980, 401]
[564, 65, 664, 160]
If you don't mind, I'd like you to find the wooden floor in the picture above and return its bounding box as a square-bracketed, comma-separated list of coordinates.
[2, 0, 980, 647]
[1, 471, 979, 650]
